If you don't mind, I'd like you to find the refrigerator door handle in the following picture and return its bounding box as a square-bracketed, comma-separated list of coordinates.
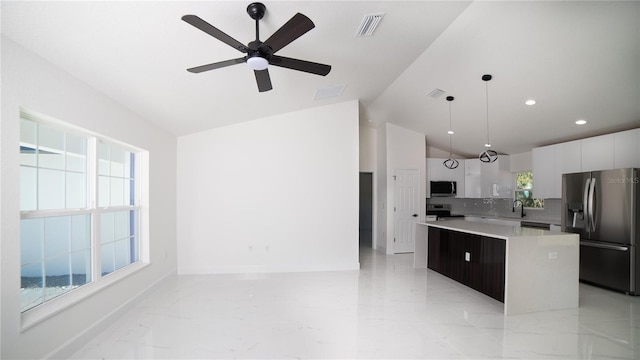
[589, 177, 597, 232]
[580, 240, 629, 252]
[583, 178, 591, 230]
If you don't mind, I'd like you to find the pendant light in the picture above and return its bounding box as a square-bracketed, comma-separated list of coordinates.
[479, 74, 498, 163]
[443, 95, 459, 169]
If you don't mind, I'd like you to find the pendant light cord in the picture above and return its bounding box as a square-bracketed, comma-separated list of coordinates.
[449, 100, 453, 156]
[485, 80, 490, 147]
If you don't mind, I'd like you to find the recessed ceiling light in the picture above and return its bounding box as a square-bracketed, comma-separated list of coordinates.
[575, 120, 587, 125]
[447, 130, 454, 135]
[525, 99, 536, 106]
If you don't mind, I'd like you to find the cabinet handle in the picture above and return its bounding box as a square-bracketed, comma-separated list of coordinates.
[412, 214, 418, 217]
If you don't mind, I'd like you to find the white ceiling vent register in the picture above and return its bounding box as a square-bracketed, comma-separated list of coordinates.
[428, 88, 446, 98]
[355, 13, 385, 37]
[314, 84, 347, 100]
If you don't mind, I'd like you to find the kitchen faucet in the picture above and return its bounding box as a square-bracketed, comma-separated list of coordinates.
[513, 199, 526, 218]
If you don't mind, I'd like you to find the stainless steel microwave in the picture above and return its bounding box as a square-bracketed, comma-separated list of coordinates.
[430, 181, 457, 197]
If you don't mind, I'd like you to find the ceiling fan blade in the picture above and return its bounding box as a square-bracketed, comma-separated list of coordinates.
[187, 58, 245, 73]
[254, 69, 273, 92]
[261, 13, 315, 54]
[270, 56, 331, 76]
[182, 15, 248, 53]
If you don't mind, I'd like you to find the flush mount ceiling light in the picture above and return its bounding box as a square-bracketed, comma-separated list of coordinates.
[525, 99, 536, 106]
[479, 74, 498, 163]
[575, 119, 587, 125]
[443, 96, 460, 169]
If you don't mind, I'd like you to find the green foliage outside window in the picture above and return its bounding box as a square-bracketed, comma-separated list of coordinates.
[515, 171, 544, 208]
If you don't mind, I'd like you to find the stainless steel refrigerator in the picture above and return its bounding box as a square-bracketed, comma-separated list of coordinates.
[562, 168, 639, 294]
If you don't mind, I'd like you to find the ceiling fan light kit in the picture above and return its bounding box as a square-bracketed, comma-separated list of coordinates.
[182, 2, 332, 92]
[443, 95, 459, 169]
[479, 74, 498, 163]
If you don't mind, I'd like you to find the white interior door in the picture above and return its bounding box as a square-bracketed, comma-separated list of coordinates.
[393, 169, 420, 253]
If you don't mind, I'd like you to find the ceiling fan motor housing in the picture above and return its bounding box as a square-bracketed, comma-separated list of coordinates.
[247, 3, 266, 20]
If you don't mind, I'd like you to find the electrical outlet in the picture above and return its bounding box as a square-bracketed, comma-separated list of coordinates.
[548, 252, 558, 259]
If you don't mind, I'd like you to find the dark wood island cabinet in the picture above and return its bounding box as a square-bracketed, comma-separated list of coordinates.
[415, 220, 579, 315]
[427, 227, 505, 302]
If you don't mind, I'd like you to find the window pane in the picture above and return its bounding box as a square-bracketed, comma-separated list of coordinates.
[38, 168, 65, 210]
[71, 215, 91, 251]
[114, 211, 130, 240]
[71, 250, 92, 285]
[114, 238, 131, 270]
[66, 133, 87, 173]
[38, 125, 65, 170]
[21, 263, 44, 312]
[110, 146, 125, 178]
[101, 212, 114, 244]
[21, 218, 43, 265]
[110, 178, 124, 206]
[20, 119, 37, 167]
[44, 216, 70, 258]
[101, 243, 115, 276]
[98, 142, 110, 176]
[66, 172, 86, 209]
[110, 147, 125, 178]
[98, 175, 110, 207]
[20, 166, 37, 211]
[516, 171, 533, 190]
[44, 254, 71, 301]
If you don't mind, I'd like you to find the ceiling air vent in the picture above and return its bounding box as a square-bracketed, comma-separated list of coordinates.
[428, 88, 446, 99]
[355, 13, 385, 37]
[314, 84, 347, 100]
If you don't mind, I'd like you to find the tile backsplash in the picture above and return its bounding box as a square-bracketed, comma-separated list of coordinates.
[428, 197, 561, 223]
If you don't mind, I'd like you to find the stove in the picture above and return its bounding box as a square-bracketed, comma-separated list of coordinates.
[426, 204, 465, 220]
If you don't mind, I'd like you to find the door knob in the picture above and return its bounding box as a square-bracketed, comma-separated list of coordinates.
[412, 214, 418, 217]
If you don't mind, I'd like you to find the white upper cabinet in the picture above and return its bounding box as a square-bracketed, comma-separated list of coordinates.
[463, 156, 511, 198]
[464, 158, 481, 198]
[581, 133, 615, 172]
[532, 144, 559, 199]
[614, 128, 640, 168]
[427, 158, 465, 198]
[480, 156, 511, 198]
[557, 140, 582, 175]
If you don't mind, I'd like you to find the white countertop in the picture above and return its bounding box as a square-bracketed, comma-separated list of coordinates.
[418, 219, 569, 240]
[461, 215, 561, 226]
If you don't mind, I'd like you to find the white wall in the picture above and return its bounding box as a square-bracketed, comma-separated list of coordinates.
[1, 37, 178, 359]
[383, 123, 426, 254]
[177, 101, 360, 274]
[375, 124, 388, 253]
[359, 126, 376, 172]
[426, 145, 464, 159]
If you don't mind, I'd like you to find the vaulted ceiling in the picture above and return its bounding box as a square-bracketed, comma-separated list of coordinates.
[2, 1, 639, 157]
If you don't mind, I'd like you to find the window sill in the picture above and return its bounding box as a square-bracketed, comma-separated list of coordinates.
[20, 261, 149, 332]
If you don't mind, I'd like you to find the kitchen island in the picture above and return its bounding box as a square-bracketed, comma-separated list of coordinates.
[415, 220, 579, 315]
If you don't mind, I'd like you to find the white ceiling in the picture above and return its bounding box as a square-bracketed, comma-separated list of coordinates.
[2, 1, 639, 157]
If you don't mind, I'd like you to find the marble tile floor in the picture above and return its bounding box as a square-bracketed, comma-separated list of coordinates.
[71, 247, 640, 359]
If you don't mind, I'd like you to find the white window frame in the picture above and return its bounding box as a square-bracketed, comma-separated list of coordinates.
[19, 109, 149, 330]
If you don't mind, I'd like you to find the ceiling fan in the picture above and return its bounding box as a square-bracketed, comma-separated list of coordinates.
[182, 2, 332, 92]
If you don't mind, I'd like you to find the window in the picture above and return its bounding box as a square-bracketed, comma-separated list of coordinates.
[20, 111, 143, 313]
[514, 171, 544, 209]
